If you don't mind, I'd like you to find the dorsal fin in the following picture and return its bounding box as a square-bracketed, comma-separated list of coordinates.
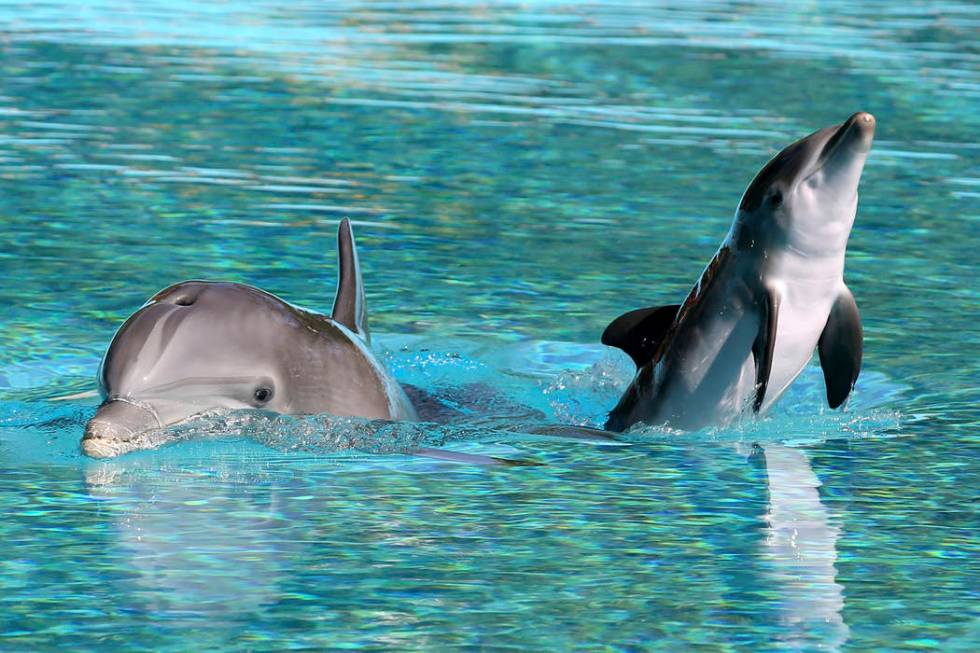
[331, 218, 369, 342]
[601, 304, 680, 367]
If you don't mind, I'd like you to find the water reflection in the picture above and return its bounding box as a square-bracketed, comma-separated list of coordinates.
[761, 445, 849, 651]
[84, 462, 296, 620]
[80, 438, 854, 650]
[1, 0, 977, 649]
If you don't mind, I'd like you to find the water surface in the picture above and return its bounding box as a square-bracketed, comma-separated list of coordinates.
[1, 1, 978, 651]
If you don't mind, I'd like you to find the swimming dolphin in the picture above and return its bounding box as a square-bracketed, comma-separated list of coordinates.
[82, 219, 417, 457]
[603, 112, 874, 431]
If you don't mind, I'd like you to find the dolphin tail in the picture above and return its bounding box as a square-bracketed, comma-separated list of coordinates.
[332, 218, 370, 342]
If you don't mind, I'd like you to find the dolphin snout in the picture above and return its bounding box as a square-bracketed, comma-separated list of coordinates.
[82, 400, 161, 458]
[840, 111, 876, 152]
[852, 111, 875, 129]
[82, 420, 132, 458]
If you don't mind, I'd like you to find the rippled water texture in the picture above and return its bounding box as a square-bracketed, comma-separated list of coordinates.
[1, 1, 978, 651]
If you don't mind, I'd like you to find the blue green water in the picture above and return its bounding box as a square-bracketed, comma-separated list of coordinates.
[1, 1, 978, 650]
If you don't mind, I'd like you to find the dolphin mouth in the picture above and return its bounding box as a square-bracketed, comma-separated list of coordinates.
[82, 398, 163, 458]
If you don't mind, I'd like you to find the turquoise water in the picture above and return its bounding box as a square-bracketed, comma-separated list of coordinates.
[1, 1, 978, 650]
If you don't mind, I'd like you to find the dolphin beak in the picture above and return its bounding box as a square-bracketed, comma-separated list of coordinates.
[82, 400, 162, 458]
[841, 111, 875, 153]
[826, 112, 876, 158]
[813, 111, 875, 195]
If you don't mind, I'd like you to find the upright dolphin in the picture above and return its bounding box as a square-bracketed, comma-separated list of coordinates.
[603, 112, 874, 431]
[82, 219, 417, 457]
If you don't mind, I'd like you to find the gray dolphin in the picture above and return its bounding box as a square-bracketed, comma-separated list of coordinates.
[603, 112, 875, 431]
[82, 219, 417, 457]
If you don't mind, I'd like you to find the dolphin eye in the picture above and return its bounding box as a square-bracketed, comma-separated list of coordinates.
[769, 190, 783, 208]
[253, 387, 274, 404]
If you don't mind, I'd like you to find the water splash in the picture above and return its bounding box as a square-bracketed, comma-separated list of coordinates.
[1, 335, 906, 464]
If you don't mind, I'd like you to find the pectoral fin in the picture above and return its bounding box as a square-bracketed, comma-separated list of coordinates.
[752, 288, 780, 412]
[601, 304, 680, 367]
[818, 287, 862, 408]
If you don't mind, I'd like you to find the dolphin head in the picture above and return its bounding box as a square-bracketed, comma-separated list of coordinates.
[82, 281, 302, 457]
[82, 219, 407, 458]
[734, 112, 876, 256]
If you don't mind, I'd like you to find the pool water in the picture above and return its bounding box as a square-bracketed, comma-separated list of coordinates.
[1, 1, 978, 650]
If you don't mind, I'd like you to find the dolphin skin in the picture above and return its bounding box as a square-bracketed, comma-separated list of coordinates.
[603, 112, 874, 432]
[82, 219, 417, 457]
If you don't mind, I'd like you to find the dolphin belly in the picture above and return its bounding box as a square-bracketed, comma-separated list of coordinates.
[646, 302, 760, 430]
[760, 275, 839, 412]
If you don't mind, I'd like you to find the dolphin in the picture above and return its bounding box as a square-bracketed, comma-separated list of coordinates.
[82, 219, 417, 458]
[603, 112, 875, 432]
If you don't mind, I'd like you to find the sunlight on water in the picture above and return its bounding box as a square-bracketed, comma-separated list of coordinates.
[1, 1, 978, 651]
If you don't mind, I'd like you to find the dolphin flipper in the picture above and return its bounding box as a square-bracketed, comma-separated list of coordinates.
[332, 218, 369, 342]
[601, 304, 680, 367]
[412, 448, 543, 467]
[523, 424, 621, 443]
[752, 289, 781, 412]
[818, 287, 862, 408]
